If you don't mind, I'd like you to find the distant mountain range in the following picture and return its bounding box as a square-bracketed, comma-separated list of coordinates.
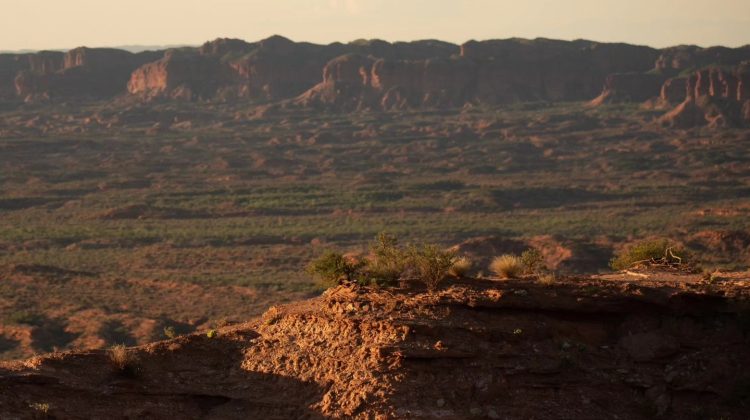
[1, 35, 748, 127]
[0, 45, 194, 54]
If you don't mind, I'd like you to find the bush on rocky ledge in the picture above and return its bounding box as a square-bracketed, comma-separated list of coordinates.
[306, 233, 458, 291]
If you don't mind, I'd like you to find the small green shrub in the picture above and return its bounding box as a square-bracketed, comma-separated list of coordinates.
[520, 248, 545, 274]
[366, 233, 408, 286]
[448, 256, 472, 278]
[406, 244, 456, 291]
[490, 254, 523, 279]
[306, 251, 365, 287]
[610, 239, 687, 271]
[305, 233, 456, 291]
[6, 311, 44, 326]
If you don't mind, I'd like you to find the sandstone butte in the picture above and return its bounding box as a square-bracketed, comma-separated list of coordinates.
[1, 273, 749, 418]
[1, 36, 750, 127]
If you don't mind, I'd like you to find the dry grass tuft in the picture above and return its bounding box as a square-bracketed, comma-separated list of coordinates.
[490, 255, 523, 279]
[108, 344, 136, 372]
[537, 272, 557, 285]
[448, 256, 472, 278]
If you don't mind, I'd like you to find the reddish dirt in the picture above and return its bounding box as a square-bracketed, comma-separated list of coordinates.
[2, 273, 749, 418]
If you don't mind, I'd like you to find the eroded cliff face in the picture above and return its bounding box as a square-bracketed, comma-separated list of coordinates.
[127, 49, 236, 100]
[2, 36, 750, 117]
[1, 275, 749, 418]
[297, 39, 662, 110]
[589, 73, 666, 105]
[656, 45, 750, 73]
[126, 36, 461, 102]
[660, 65, 750, 128]
[5, 48, 159, 103]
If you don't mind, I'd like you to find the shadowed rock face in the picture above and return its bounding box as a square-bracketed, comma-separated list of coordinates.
[656, 45, 750, 73]
[299, 39, 661, 110]
[590, 72, 666, 105]
[2, 277, 749, 418]
[127, 49, 236, 100]
[660, 77, 689, 104]
[8, 48, 160, 102]
[127, 36, 461, 102]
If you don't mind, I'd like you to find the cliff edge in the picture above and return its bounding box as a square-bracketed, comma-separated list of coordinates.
[2, 273, 750, 419]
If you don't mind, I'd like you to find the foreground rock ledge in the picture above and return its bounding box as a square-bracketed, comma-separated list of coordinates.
[1, 275, 749, 419]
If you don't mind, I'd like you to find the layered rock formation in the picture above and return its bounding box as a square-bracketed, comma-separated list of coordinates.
[127, 49, 236, 100]
[655, 45, 750, 73]
[589, 72, 665, 105]
[1, 276, 749, 418]
[297, 39, 660, 110]
[659, 64, 750, 127]
[126, 36, 460, 102]
[2, 48, 160, 103]
[1, 36, 750, 121]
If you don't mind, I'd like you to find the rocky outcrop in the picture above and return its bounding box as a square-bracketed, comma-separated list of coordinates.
[660, 64, 750, 127]
[5, 48, 158, 102]
[127, 49, 236, 100]
[228, 36, 342, 100]
[127, 36, 461, 102]
[660, 77, 688, 104]
[2, 37, 750, 113]
[589, 72, 665, 105]
[656, 45, 750, 74]
[737, 62, 750, 101]
[0, 52, 64, 100]
[296, 39, 663, 110]
[1, 277, 749, 418]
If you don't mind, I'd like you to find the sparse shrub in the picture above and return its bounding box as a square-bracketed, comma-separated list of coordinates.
[366, 233, 408, 286]
[29, 402, 49, 413]
[490, 254, 523, 279]
[610, 239, 688, 271]
[702, 269, 725, 284]
[306, 251, 365, 287]
[108, 344, 136, 373]
[6, 310, 44, 326]
[406, 244, 456, 291]
[163, 326, 177, 339]
[306, 233, 457, 291]
[520, 248, 545, 274]
[538, 272, 557, 285]
[448, 256, 472, 278]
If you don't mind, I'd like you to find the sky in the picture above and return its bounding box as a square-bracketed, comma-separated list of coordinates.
[1, 0, 749, 51]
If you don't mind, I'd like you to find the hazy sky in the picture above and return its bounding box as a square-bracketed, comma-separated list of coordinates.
[2, 0, 749, 51]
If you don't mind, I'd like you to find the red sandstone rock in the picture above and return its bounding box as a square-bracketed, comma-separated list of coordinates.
[656, 45, 750, 72]
[2, 37, 750, 113]
[128, 50, 234, 100]
[2, 279, 749, 418]
[660, 77, 688, 104]
[8, 48, 157, 102]
[737, 62, 750, 101]
[590, 73, 664, 105]
[659, 98, 704, 128]
[660, 65, 750, 127]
